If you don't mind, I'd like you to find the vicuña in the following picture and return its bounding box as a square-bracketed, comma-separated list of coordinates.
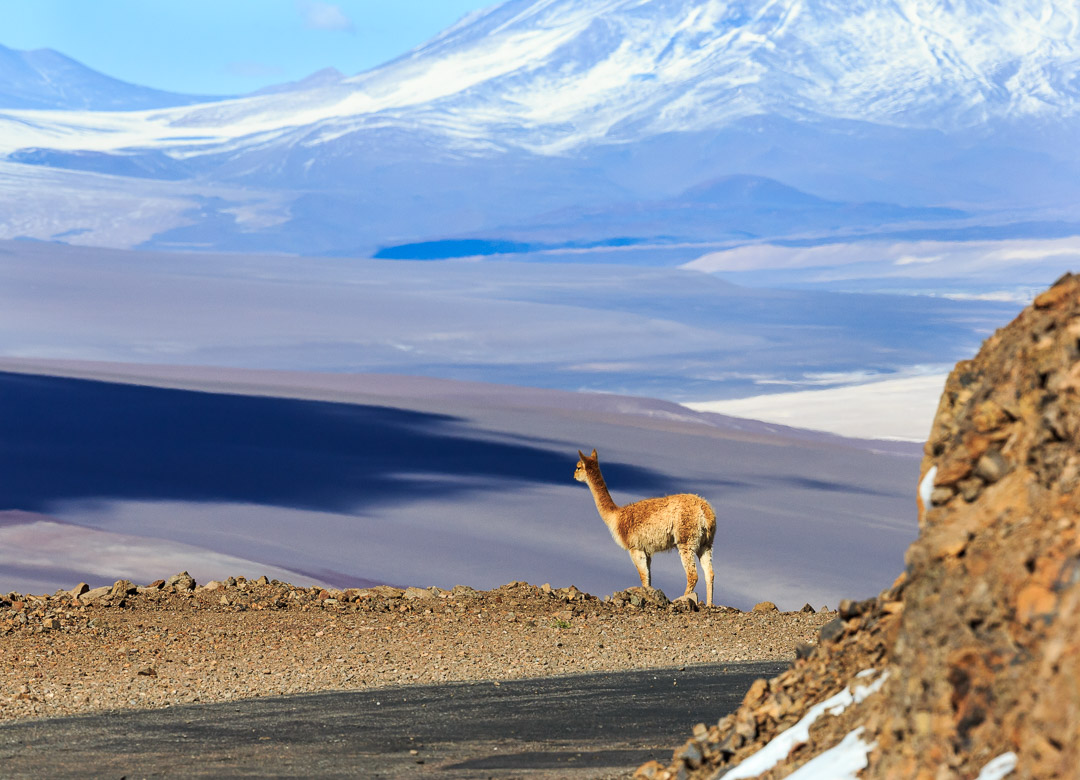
[574, 448, 716, 606]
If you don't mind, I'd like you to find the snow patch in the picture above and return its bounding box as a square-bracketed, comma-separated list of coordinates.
[919, 465, 938, 511]
[786, 727, 876, 780]
[723, 670, 889, 780]
[976, 752, 1018, 780]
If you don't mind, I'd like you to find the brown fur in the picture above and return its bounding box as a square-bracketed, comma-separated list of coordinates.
[574, 448, 717, 606]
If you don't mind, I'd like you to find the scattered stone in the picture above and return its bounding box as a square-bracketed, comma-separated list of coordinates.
[752, 601, 778, 613]
[674, 740, 703, 769]
[818, 616, 845, 643]
[165, 572, 196, 592]
[82, 586, 110, 602]
[672, 597, 699, 613]
[800, 603, 815, 613]
[371, 585, 405, 599]
[957, 477, 982, 502]
[974, 450, 1008, 483]
[403, 587, 435, 601]
[930, 485, 955, 506]
[108, 580, 137, 600]
[611, 586, 670, 608]
[837, 598, 874, 619]
[68, 583, 89, 599]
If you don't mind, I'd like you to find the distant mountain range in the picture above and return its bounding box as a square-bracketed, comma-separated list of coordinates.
[0, 43, 227, 110]
[1, 0, 1078, 257]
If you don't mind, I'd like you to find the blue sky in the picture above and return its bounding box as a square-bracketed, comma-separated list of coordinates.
[5, 0, 499, 95]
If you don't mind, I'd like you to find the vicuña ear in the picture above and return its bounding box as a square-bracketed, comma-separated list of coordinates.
[591, 448, 598, 458]
[578, 450, 586, 461]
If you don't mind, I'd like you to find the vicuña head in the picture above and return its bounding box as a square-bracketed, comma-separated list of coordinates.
[574, 448, 716, 606]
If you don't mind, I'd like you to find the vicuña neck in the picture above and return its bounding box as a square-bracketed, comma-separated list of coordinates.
[585, 465, 619, 522]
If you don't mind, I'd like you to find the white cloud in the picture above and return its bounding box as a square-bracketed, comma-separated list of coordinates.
[894, 253, 943, 265]
[298, 1, 355, 32]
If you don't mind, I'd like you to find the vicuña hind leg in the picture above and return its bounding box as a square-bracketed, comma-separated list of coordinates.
[676, 544, 698, 601]
[629, 549, 651, 588]
[700, 546, 714, 606]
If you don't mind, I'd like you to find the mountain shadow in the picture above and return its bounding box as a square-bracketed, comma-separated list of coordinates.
[0, 372, 669, 514]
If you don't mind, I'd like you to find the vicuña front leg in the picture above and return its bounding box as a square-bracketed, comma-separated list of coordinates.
[629, 549, 651, 588]
[676, 544, 699, 601]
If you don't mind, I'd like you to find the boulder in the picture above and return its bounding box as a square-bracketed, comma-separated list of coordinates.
[611, 586, 670, 608]
[165, 571, 196, 592]
[81, 586, 110, 602]
[370, 585, 405, 599]
[68, 583, 89, 599]
[108, 580, 137, 599]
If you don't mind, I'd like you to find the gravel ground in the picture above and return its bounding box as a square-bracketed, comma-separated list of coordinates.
[1, 577, 833, 723]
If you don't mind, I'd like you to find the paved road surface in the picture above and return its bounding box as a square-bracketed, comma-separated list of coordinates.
[0, 662, 786, 779]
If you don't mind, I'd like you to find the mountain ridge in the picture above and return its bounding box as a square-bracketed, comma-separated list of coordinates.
[1, 0, 1078, 255]
[0, 43, 228, 111]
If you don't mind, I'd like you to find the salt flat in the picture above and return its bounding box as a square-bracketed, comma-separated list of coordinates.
[0, 239, 1016, 402]
[687, 373, 949, 441]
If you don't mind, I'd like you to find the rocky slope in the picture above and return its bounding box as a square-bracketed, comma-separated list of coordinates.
[0, 576, 830, 723]
[643, 273, 1080, 778]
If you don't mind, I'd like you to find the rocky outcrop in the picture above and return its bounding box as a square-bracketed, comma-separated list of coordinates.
[881, 273, 1080, 777]
[646, 274, 1080, 779]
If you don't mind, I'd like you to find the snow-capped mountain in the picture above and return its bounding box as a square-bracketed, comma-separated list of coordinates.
[342, 0, 1080, 149]
[1, 0, 1079, 253]
[7, 0, 1080, 155]
[0, 43, 227, 111]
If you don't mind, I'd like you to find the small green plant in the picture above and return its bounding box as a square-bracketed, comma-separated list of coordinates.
[551, 618, 571, 629]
